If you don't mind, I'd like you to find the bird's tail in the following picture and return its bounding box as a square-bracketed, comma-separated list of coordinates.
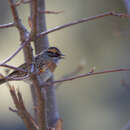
[0, 78, 6, 85]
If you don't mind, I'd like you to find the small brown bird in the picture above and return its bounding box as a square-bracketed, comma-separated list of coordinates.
[0, 47, 64, 85]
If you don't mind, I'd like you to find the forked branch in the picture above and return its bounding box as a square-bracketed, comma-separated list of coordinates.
[9, 86, 38, 130]
[0, 11, 130, 66]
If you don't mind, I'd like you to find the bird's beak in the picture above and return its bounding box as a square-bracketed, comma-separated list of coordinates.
[60, 53, 65, 59]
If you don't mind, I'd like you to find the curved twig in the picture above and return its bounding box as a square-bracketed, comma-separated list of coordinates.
[0, 38, 30, 65]
[0, 23, 15, 29]
[0, 64, 27, 73]
[0, 11, 130, 66]
[37, 11, 130, 37]
[45, 68, 130, 86]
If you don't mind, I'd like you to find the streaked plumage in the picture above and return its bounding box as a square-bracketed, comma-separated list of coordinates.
[0, 47, 64, 85]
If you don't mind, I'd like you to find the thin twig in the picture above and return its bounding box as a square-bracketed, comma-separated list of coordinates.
[0, 11, 129, 66]
[7, 74, 29, 81]
[0, 23, 15, 29]
[9, 107, 18, 113]
[8, 0, 33, 70]
[15, 0, 31, 6]
[38, 11, 130, 37]
[8, 0, 28, 41]
[9, 86, 37, 130]
[39, 10, 64, 14]
[15, 0, 23, 6]
[8, 0, 33, 64]
[17, 89, 39, 130]
[8, 0, 21, 23]
[0, 37, 30, 65]
[0, 64, 27, 73]
[56, 62, 85, 88]
[42, 68, 130, 86]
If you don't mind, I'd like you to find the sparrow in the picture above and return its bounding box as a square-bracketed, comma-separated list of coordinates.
[0, 47, 64, 85]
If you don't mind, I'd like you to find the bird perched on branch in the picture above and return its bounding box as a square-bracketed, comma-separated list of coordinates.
[0, 47, 64, 85]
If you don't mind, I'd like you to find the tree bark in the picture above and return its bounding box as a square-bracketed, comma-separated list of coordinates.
[30, 0, 60, 128]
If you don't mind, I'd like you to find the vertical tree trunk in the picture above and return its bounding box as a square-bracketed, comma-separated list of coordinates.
[30, 0, 60, 128]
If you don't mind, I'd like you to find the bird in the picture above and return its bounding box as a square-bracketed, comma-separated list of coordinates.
[0, 47, 64, 85]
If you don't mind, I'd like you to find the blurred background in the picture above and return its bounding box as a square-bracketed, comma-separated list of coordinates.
[0, 0, 130, 130]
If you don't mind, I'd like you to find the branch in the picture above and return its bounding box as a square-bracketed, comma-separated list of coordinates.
[8, 0, 33, 66]
[9, 107, 18, 113]
[8, 1, 47, 130]
[0, 38, 31, 65]
[30, 0, 38, 39]
[0, 23, 15, 29]
[9, 86, 38, 130]
[30, 0, 48, 129]
[8, 0, 28, 41]
[0, 11, 129, 65]
[39, 10, 64, 14]
[7, 74, 29, 81]
[37, 11, 130, 37]
[56, 61, 85, 88]
[0, 64, 27, 73]
[44, 68, 130, 86]
[30, 74, 48, 130]
[15, 0, 31, 6]
[8, 3, 42, 130]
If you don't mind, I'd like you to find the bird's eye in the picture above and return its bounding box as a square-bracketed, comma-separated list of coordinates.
[55, 52, 61, 56]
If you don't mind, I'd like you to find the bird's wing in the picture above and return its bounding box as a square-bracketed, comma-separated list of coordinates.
[8, 63, 27, 78]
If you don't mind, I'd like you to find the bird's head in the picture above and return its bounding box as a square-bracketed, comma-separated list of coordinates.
[43, 47, 64, 64]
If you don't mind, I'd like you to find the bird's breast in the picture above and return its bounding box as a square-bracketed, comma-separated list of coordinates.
[46, 62, 57, 72]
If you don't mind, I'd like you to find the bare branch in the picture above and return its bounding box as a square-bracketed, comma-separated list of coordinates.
[0, 11, 129, 66]
[30, 74, 48, 130]
[0, 64, 27, 73]
[8, 1, 47, 129]
[9, 107, 18, 113]
[7, 3, 40, 129]
[15, 0, 31, 6]
[8, 0, 28, 41]
[8, 0, 34, 72]
[39, 10, 64, 14]
[7, 74, 29, 81]
[56, 61, 85, 88]
[30, 0, 38, 39]
[0, 23, 15, 29]
[38, 11, 130, 37]
[0, 38, 31, 65]
[30, 0, 49, 129]
[8, 0, 22, 25]
[8, 0, 33, 68]
[9, 86, 37, 130]
[15, 0, 23, 6]
[42, 68, 130, 86]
